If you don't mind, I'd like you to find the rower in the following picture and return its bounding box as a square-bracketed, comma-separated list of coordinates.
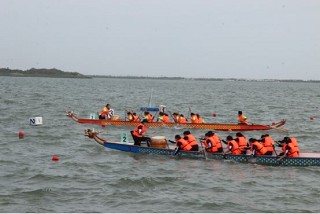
[235, 132, 249, 154]
[277, 137, 299, 158]
[225, 135, 242, 155]
[249, 138, 268, 156]
[183, 130, 199, 151]
[259, 134, 274, 155]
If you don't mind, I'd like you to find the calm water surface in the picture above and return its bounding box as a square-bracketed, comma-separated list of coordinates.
[1, 77, 320, 212]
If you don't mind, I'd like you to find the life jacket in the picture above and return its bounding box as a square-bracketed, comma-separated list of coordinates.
[290, 137, 300, 153]
[212, 134, 222, 150]
[208, 136, 222, 153]
[198, 117, 204, 123]
[262, 136, 274, 152]
[174, 115, 180, 123]
[184, 134, 198, 147]
[179, 116, 187, 123]
[144, 114, 153, 122]
[177, 138, 192, 151]
[191, 115, 198, 123]
[162, 115, 170, 123]
[133, 115, 140, 122]
[238, 115, 247, 124]
[250, 141, 268, 155]
[237, 136, 248, 152]
[100, 107, 110, 116]
[227, 140, 242, 155]
[132, 123, 147, 138]
[283, 142, 299, 157]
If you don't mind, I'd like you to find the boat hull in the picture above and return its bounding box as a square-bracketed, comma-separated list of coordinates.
[101, 141, 320, 166]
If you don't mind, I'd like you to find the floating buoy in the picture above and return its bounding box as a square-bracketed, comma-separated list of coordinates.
[213, 112, 217, 117]
[310, 116, 314, 121]
[52, 155, 59, 161]
[272, 122, 275, 126]
[18, 131, 24, 139]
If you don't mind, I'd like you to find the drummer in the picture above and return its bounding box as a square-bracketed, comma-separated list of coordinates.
[99, 103, 112, 119]
[130, 119, 151, 146]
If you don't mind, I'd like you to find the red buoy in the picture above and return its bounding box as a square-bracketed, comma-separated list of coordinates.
[310, 116, 314, 121]
[213, 112, 217, 117]
[52, 155, 59, 161]
[18, 131, 24, 139]
[272, 122, 275, 126]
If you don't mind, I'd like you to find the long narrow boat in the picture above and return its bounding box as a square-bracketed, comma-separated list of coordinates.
[67, 111, 287, 131]
[83, 129, 320, 167]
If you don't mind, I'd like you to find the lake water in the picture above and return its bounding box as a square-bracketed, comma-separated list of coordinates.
[1, 77, 320, 212]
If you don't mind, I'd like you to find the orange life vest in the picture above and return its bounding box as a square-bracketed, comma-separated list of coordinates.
[179, 116, 187, 123]
[177, 138, 192, 151]
[174, 115, 180, 123]
[262, 136, 274, 152]
[144, 114, 153, 122]
[184, 134, 198, 147]
[191, 115, 198, 123]
[237, 136, 247, 152]
[250, 141, 268, 155]
[290, 137, 300, 153]
[238, 115, 247, 124]
[282, 142, 299, 157]
[205, 136, 222, 153]
[227, 140, 242, 155]
[198, 117, 204, 123]
[162, 115, 170, 123]
[132, 123, 147, 138]
[133, 115, 140, 122]
[100, 107, 110, 116]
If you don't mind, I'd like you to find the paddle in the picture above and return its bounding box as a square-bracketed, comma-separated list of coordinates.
[249, 122, 288, 133]
[199, 138, 208, 160]
[269, 126, 288, 133]
[168, 110, 177, 123]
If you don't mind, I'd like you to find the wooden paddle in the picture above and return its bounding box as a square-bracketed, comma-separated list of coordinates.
[199, 139, 208, 160]
[168, 110, 177, 123]
[269, 125, 288, 133]
[248, 122, 288, 132]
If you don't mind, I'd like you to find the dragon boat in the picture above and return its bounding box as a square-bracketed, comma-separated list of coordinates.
[83, 129, 320, 167]
[67, 111, 287, 132]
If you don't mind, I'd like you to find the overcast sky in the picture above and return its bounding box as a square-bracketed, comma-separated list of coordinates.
[1, 0, 320, 80]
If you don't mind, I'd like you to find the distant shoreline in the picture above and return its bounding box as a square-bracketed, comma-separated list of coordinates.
[0, 68, 91, 79]
[1, 68, 320, 83]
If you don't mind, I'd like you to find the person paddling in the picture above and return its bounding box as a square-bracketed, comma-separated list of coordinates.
[225, 135, 242, 155]
[277, 137, 299, 158]
[260, 134, 274, 155]
[235, 132, 249, 154]
[183, 130, 199, 151]
[249, 138, 268, 157]
[202, 131, 223, 153]
[172, 134, 195, 155]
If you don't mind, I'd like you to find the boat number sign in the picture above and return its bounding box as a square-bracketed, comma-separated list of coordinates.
[121, 133, 129, 144]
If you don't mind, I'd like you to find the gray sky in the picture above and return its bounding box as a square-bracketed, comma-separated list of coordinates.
[1, 0, 320, 80]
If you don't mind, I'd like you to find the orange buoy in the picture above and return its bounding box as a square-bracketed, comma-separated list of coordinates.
[52, 155, 59, 161]
[18, 131, 24, 139]
[213, 112, 217, 117]
[310, 116, 314, 121]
